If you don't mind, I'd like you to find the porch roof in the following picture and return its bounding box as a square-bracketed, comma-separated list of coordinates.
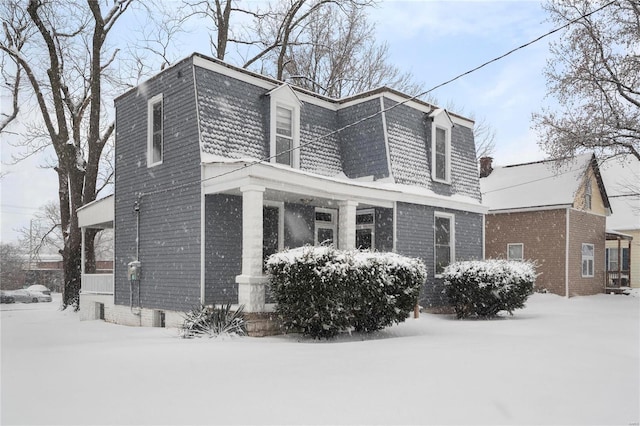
[201, 158, 487, 214]
[77, 194, 114, 229]
[606, 230, 634, 241]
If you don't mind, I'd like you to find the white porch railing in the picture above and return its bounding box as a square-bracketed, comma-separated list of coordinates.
[81, 273, 114, 294]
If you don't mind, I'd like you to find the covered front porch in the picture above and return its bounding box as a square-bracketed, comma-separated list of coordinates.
[605, 231, 633, 293]
[202, 161, 401, 315]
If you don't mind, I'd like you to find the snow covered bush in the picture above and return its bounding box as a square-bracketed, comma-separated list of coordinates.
[181, 304, 247, 338]
[442, 260, 536, 319]
[266, 246, 426, 339]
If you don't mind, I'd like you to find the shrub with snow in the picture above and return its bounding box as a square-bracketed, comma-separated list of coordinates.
[442, 260, 536, 319]
[266, 246, 426, 339]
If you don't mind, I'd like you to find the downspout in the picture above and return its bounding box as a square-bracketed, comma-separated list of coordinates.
[565, 208, 570, 298]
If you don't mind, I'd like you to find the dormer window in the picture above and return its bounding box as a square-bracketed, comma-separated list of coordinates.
[268, 84, 301, 168]
[430, 109, 452, 184]
[275, 106, 294, 165]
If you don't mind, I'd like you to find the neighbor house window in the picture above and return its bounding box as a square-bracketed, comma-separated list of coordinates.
[582, 243, 594, 277]
[507, 243, 524, 261]
[315, 208, 337, 246]
[147, 94, 163, 167]
[434, 212, 455, 275]
[269, 85, 300, 168]
[606, 247, 630, 272]
[430, 109, 452, 184]
[356, 209, 375, 250]
[584, 179, 592, 210]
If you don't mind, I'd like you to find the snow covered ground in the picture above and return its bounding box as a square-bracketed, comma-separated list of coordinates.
[2, 293, 638, 425]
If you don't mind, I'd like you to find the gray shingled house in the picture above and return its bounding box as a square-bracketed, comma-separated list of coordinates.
[78, 53, 486, 332]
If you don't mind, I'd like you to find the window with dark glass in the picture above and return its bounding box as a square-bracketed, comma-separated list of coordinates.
[148, 95, 163, 167]
[435, 215, 452, 274]
[356, 210, 375, 250]
[435, 127, 447, 181]
[275, 106, 293, 165]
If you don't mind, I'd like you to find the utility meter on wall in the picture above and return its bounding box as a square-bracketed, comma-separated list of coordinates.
[127, 261, 141, 281]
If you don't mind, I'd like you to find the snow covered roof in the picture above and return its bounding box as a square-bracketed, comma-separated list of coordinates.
[480, 154, 604, 212]
[600, 155, 640, 231]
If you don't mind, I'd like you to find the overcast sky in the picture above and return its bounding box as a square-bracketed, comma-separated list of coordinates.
[0, 0, 553, 244]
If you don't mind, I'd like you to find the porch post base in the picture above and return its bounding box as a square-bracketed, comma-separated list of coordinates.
[236, 274, 269, 312]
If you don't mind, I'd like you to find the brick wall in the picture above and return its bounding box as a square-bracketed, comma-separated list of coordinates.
[485, 209, 568, 295]
[567, 209, 606, 296]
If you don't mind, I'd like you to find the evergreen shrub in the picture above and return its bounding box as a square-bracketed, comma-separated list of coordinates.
[266, 246, 426, 339]
[442, 260, 536, 319]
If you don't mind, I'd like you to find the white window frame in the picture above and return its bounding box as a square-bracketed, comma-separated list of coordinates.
[315, 208, 337, 246]
[434, 212, 455, 277]
[507, 243, 524, 261]
[269, 93, 300, 169]
[356, 209, 375, 250]
[147, 94, 164, 167]
[581, 243, 594, 278]
[430, 110, 452, 184]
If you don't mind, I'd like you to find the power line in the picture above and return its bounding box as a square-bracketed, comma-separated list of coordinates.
[140, 0, 616, 199]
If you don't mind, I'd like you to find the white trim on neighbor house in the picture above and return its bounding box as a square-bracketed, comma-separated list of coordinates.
[147, 93, 164, 168]
[434, 211, 456, 277]
[392, 201, 398, 253]
[201, 160, 487, 214]
[565, 207, 570, 297]
[487, 204, 574, 215]
[200, 164, 206, 304]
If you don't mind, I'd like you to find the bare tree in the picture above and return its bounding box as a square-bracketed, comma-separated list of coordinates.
[0, 0, 133, 309]
[273, 4, 423, 98]
[533, 0, 640, 161]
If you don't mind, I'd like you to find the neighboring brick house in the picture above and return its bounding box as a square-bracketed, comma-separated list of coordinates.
[78, 53, 486, 332]
[601, 155, 639, 290]
[480, 154, 611, 297]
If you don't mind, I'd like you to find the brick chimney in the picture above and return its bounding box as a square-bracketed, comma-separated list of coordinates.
[479, 156, 493, 178]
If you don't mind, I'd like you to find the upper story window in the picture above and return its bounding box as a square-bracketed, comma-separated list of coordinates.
[147, 94, 163, 167]
[434, 212, 455, 276]
[268, 85, 301, 168]
[429, 109, 453, 184]
[584, 178, 592, 210]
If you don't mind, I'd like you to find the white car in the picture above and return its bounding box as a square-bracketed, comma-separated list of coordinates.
[26, 285, 51, 296]
[8, 289, 52, 303]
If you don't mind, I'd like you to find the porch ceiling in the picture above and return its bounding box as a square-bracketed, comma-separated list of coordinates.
[77, 194, 114, 229]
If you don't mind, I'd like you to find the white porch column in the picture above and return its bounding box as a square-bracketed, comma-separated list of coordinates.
[338, 200, 358, 250]
[81, 227, 86, 275]
[236, 185, 268, 312]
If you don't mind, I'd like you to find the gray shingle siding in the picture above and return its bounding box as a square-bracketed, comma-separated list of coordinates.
[299, 103, 342, 177]
[384, 97, 481, 201]
[204, 194, 242, 304]
[384, 99, 431, 186]
[395, 202, 483, 307]
[114, 59, 201, 312]
[337, 99, 389, 179]
[196, 66, 269, 160]
[374, 207, 394, 252]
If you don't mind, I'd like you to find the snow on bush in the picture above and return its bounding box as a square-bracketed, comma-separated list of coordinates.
[442, 259, 536, 319]
[266, 246, 426, 339]
[180, 304, 247, 338]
